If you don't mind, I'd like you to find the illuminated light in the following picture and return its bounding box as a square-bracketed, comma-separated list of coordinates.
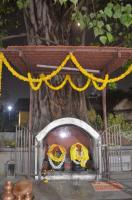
[60, 131, 67, 138]
[7, 105, 13, 111]
[77, 22, 81, 27]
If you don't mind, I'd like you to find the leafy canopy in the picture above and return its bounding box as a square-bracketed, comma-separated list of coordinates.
[0, 0, 132, 46]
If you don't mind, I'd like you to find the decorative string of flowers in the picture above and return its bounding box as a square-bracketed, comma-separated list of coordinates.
[28, 73, 43, 91]
[47, 144, 66, 170]
[0, 59, 2, 96]
[0, 52, 131, 95]
[92, 74, 109, 91]
[70, 143, 89, 168]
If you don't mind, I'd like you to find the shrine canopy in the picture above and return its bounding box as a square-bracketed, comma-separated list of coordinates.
[2, 46, 132, 73]
[0, 46, 132, 93]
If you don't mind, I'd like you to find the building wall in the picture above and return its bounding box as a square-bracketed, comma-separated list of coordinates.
[0, 132, 15, 141]
[18, 111, 29, 127]
[114, 98, 132, 122]
[0, 148, 15, 176]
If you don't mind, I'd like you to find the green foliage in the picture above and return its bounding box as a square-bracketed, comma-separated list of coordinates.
[0, 0, 24, 46]
[108, 82, 117, 90]
[107, 113, 132, 140]
[87, 108, 97, 123]
[54, 0, 78, 6]
[123, 59, 132, 70]
[87, 108, 103, 131]
[99, 36, 107, 45]
[16, 0, 29, 10]
[104, 3, 113, 18]
[0, 0, 132, 47]
[71, 2, 132, 46]
[88, 108, 132, 140]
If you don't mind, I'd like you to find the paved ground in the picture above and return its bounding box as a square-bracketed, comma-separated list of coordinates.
[33, 179, 132, 200]
[0, 174, 132, 200]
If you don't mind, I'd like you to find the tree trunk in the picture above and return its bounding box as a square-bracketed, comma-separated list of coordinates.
[24, 0, 89, 134]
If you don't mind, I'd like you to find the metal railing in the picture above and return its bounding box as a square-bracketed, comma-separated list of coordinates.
[101, 125, 132, 179]
[15, 126, 35, 176]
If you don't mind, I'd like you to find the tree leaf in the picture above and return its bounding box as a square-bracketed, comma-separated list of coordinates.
[104, 7, 113, 18]
[107, 2, 113, 8]
[88, 22, 93, 28]
[113, 12, 121, 19]
[99, 10, 104, 15]
[94, 27, 104, 37]
[90, 13, 95, 19]
[94, 27, 100, 37]
[99, 36, 107, 44]
[92, 19, 97, 26]
[70, 0, 78, 6]
[120, 14, 132, 28]
[106, 32, 114, 43]
[113, 4, 121, 18]
[106, 24, 111, 32]
[124, 4, 132, 14]
[17, 0, 23, 9]
[97, 21, 104, 28]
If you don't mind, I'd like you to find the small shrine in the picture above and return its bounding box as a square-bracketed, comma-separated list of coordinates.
[0, 46, 132, 180]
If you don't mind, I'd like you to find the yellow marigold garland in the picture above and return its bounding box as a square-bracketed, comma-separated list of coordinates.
[43, 74, 69, 90]
[70, 53, 106, 83]
[44, 75, 92, 92]
[92, 74, 109, 91]
[1, 53, 28, 82]
[0, 58, 2, 96]
[28, 73, 43, 91]
[0, 52, 131, 93]
[47, 144, 66, 163]
[108, 65, 132, 83]
[70, 143, 89, 168]
[68, 76, 91, 92]
[43, 54, 70, 81]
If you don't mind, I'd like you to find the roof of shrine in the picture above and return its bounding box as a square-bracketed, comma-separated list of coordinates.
[1, 45, 132, 74]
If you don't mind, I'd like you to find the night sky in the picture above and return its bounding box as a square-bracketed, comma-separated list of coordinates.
[1, 66, 29, 106]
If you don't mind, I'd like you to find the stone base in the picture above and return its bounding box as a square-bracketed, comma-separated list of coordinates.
[36, 171, 100, 181]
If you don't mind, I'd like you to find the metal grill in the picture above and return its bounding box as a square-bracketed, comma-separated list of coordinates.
[101, 125, 132, 179]
[15, 126, 34, 176]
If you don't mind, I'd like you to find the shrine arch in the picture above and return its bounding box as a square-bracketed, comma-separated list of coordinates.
[36, 117, 100, 142]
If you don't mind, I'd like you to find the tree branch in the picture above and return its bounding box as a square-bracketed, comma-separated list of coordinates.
[0, 32, 58, 45]
[39, 36, 58, 45]
[0, 33, 27, 41]
[91, 0, 96, 13]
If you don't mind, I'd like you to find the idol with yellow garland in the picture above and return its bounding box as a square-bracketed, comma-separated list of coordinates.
[47, 144, 66, 170]
[70, 143, 89, 168]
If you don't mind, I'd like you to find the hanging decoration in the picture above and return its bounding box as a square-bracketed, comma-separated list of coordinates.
[0, 58, 2, 96]
[0, 52, 132, 95]
[47, 144, 66, 170]
[70, 143, 89, 168]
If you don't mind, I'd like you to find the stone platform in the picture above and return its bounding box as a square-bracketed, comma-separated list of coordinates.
[0, 173, 132, 200]
[37, 170, 97, 181]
